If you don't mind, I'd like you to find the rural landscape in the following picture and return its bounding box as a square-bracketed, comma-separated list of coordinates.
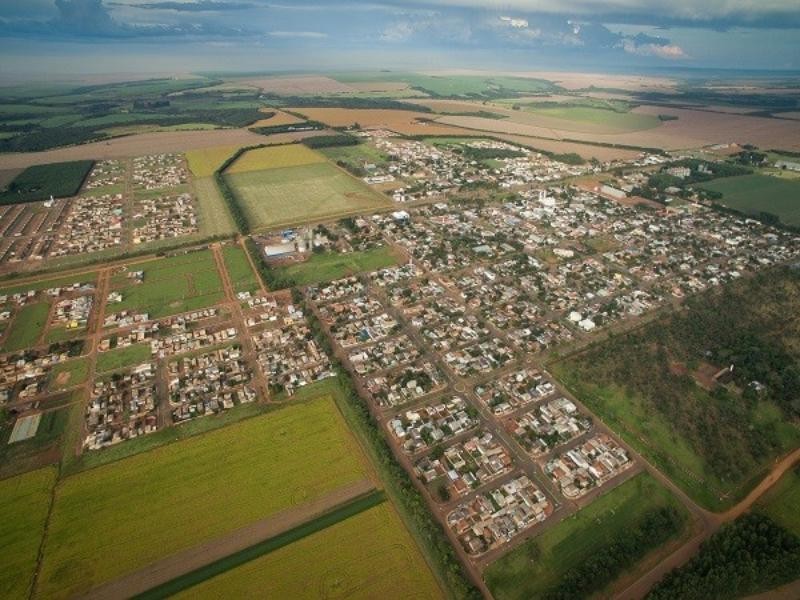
[1, 1, 800, 599]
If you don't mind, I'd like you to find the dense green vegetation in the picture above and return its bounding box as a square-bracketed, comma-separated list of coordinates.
[699, 174, 800, 227]
[648, 514, 800, 599]
[301, 133, 361, 148]
[332, 72, 557, 98]
[755, 465, 800, 536]
[485, 472, 688, 600]
[249, 120, 324, 135]
[264, 95, 432, 111]
[556, 267, 800, 510]
[0, 161, 94, 204]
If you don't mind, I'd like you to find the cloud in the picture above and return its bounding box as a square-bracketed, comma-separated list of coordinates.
[126, 1, 255, 11]
[499, 16, 528, 29]
[267, 30, 327, 38]
[54, 0, 122, 35]
[623, 40, 688, 59]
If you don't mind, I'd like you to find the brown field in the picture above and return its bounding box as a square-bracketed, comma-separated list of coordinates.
[347, 81, 419, 93]
[251, 108, 304, 128]
[0, 129, 331, 170]
[242, 76, 356, 95]
[287, 107, 472, 136]
[494, 134, 640, 162]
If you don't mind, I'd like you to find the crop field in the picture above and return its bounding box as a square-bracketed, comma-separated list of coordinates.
[287, 107, 471, 136]
[112, 250, 224, 318]
[173, 501, 442, 600]
[0, 160, 94, 205]
[756, 466, 800, 536]
[276, 247, 398, 287]
[554, 268, 800, 511]
[2, 302, 49, 352]
[193, 177, 237, 237]
[519, 104, 662, 133]
[36, 396, 372, 598]
[186, 145, 240, 177]
[698, 174, 800, 226]
[225, 162, 391, 230]
[96, 343, 151, 373]
[251, 108, 304, 128]
[0, 467, 57, 600]
[226, 144, 325, 174]
[485, 472, 689, 600]
[221, 244, 261, 294]
[333, 72, 556, 98]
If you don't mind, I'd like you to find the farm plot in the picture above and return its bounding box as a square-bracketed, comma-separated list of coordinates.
[225, 162, 391, 230]
[698, 174, 800, 226]
[485, 472, 689, 600]
[193, 177, 236, 237]
[36, 396, 372, 599]
[173, 501, 442, 600]
[0, 160, 94, 205]
[287, 107, 471, 136]
[0, 467, 57, 600]
[186, 145, 240, 177]
[110, 250, 224, 319]
[226, 144, 325, 174]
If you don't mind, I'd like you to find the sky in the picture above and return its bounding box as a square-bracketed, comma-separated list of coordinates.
[0, 0, 799, 79]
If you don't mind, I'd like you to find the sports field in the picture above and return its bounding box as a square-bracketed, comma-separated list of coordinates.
[174, 501, 442, 600]
[485, 472, 689, 600]
[276, 247, 398, 287]
[221, 244, 261, 294]
[226, 144, 325, 174]
[698, 174, 800, 226]
[36, 397, 372, 598]
[112, 250, 224, 318]
[0, 467, 57, 599]
[756, 466, 800, 536]
[225, 162, 391, 230]
[2, 302, 49, 352]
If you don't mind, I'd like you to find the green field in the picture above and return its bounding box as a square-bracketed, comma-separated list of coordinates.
[193, 177, 237, 237]
[36, 397, 371, 598]
[48, 357, 89, 391]
[221, 244, 260, 294]
[485, 472, 689, 600]
[2, 302, 49, 351]
[319, 143, 390, 173]
[225, 162, 391, 230]
[524, 105, 661, 132]
[698, 174, 800, 226]
[0, 467, 57, 599]
[0, 272, 97, 297]
[96, 343, 151, 373]
[334, 72, 556, 97]
[112, 250, 224, 318]
[0, 160, 94, 204]
[276, 247, 398, 287]
[172, 501, 442, 600]
[756, 465, 800, 536]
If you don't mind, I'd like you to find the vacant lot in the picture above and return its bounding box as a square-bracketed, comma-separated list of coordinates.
[221, 244, 260, 294]
[174, 501, 442, 600]
[48, 356, 89, 391]
[112, 250, 224, 318]
[2, 302, 49, 351]
[36, 396, 372, 598]
[226, 144, 325, 174]
[0, 272, 97, 297]
[485, 472, 689, 600]
[0, 160, 93, 204]
[225, 162, 391, 230]
[756, 466, 800, 536]
[97, 343, 151, 373]
[698, 174, 800, 226]
[0, 467, 57, 599]
[554, 268, 800, 511]
[276, 247, 398, 288]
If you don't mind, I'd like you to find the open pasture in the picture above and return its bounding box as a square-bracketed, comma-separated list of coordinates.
[698, 174, 800, 226]
[226, 144, 326, 174]
[174, 501, 442, 600]
[36, 396, 372, 598]
[112, 250, 224, 318]
[225, 161, 391, 230]
[0, 160, 93, 205]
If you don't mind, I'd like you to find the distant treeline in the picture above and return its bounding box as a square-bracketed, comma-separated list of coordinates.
[302, 134, 360, 149]
[250, 121, 325, 135]
[262, 95, 432, 112]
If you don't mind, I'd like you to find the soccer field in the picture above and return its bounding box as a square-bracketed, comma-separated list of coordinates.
[225, 161, 391, 230]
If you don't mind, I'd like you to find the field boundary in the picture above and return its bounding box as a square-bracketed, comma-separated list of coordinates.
[126, 487, 384, 600]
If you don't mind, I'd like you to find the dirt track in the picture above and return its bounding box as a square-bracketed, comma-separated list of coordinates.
[81, 478, 376, 600]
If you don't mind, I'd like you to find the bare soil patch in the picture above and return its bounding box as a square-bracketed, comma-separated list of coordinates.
[287, 107, 472, 136]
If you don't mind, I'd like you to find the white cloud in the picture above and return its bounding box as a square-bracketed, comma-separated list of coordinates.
[622, 39, 688, 59]
[500, 16, 528, 29]
[267, 29, 327, 38]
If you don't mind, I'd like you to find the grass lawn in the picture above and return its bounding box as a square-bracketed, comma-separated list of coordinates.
[2, 302, 49, 351]
[485, 472, 690, 600]
[221, 244, 260, 294]
[755, 465, 800, 537]
[48, 357, 89, 391]
[112, 250, 224, 319]
[37, 396, 372, 598]
[226, 144, 325, 174]
[698, 174, 800, 226]
[186, 145, 240, 177]
[173, 501, 442, 600]
[225, 162, 391, 230]
[0, 272, 97, 297]
[0, 467, 57, 599]
[96, 343, 151, 373]
[276, 246, 398, 287]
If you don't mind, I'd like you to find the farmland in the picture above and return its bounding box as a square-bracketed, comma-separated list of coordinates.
[173, 501, 442, 600]
[111, 250, 224, 318]
[516, 103, 662, 134]
[36, 396, 372, 598]
[193, 176, 237, 237]
[224, 161, 391, 230]
[186, 145, 240, 177]
[756, 465, 800, 536]
[485, 472, 689, 600]
[698, 174, 800, 226]
[2, 302, 49, 351]
[0, 467, 57, 600]
[274, 246, 398, 287]
[0, 160, 94, 205]
[554, 267, 800, 511]
[226, 144, 325, 174]
[287, 107, 471, 136]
